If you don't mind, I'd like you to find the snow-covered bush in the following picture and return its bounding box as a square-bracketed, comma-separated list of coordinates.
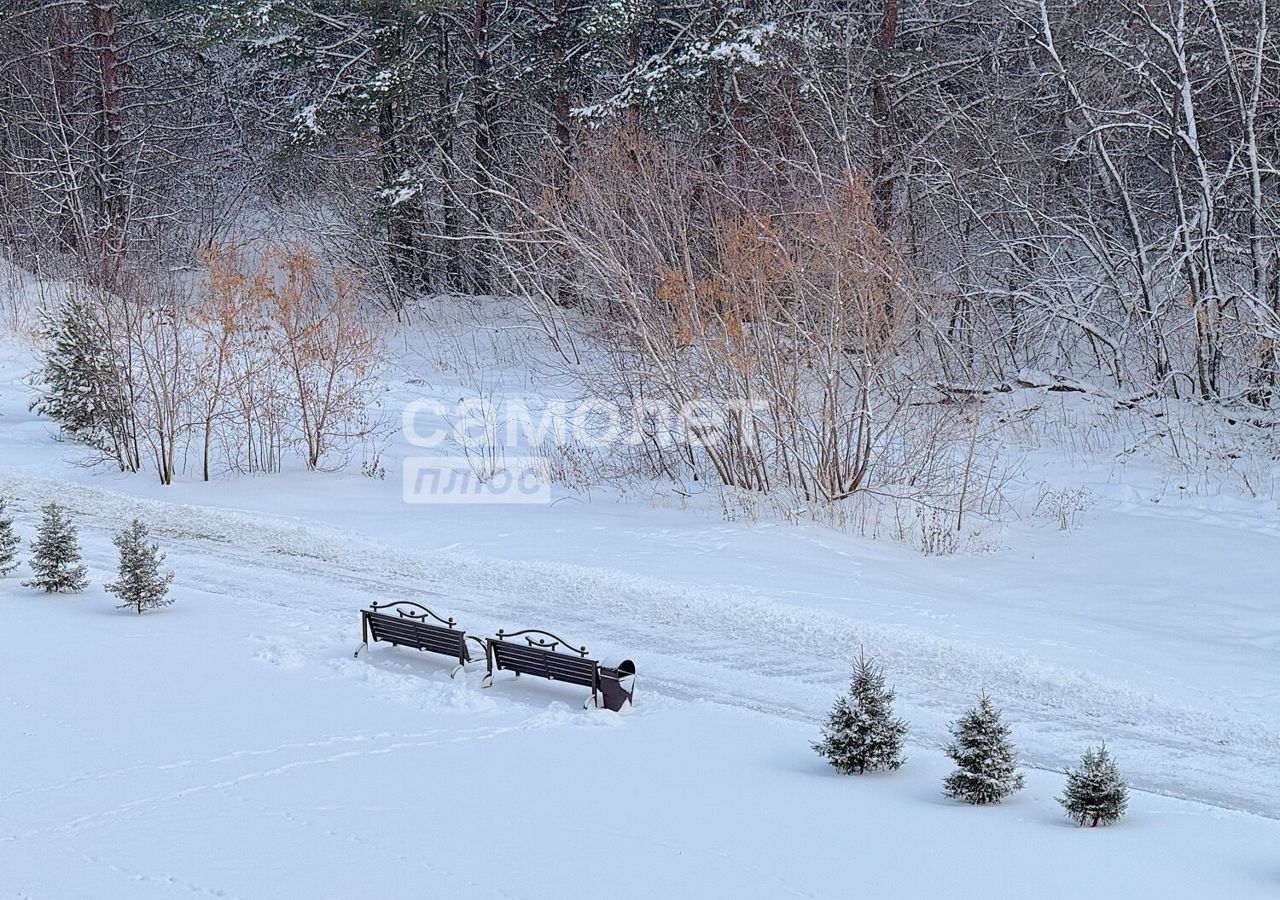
[195, 244, 386, 475]
[915, 508, 960, 556]
[813, 652, 908, 775]
[262, 244, 384, 471]
[943, 695, 1025, 805]
[1059, 744, 1129, 827]
[513, 137, 990, 538]
[106, 520, 175, 614]
[24, 502, 88, 593]
[1035, 486, 1095, 531]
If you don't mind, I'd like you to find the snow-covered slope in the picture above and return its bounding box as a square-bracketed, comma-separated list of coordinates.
[1, 331, 1278, 898]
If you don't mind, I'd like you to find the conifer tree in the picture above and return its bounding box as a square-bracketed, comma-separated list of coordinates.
[1059, 744, 1129, 827]
[0, 497, 19, 576]
[24, 503, 89, 593]
[106, 520, 174, 614]
[33, 295, 113, 442]
[31, 293, 137, 471]
[814, 651, 908, 774]
[943, 694, 1025, 804]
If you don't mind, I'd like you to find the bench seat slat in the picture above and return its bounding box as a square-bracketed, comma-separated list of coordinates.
[369, 619, 420, 636]
[543, 654, 595, 672]
[372, 626, 459, 649]
[492, 645, 595, 668]
[492, 643, 590, 664]
[384, 634, 463, 655]
[376, 630, 422, 643]
[369, 615, 458, 640]
[411, 627, 464, 647]
[366, 612, 468, 662]
[492, 646, 550, 665]
[491, 642, 598, 687]
[543, 669, 597, 687]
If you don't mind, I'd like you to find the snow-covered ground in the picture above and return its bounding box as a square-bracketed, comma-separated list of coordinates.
[1, 314, 1279, 898]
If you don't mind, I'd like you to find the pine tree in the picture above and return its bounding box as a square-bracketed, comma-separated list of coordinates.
[0, 497, 19, 576]
[1059, 744, 1129, 827]
[24, 503, 89, 593]
[813, 651, 909, 774]
[943, 694, 1025, 804]
[106, 520, 174, 614]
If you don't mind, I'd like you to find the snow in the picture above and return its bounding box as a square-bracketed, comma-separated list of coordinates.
[1, 577, 1276, 899]
[1, 307, 1278, 897]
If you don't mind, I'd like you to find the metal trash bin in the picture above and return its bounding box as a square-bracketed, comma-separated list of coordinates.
[597, 658, 636, 711]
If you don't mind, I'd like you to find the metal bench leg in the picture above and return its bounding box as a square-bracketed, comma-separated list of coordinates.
[450, 662, 465, 679]
[480, 671, 493, 688]
[355, 612, 370, 659]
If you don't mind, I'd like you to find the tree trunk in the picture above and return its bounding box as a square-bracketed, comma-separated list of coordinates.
[89, 0, 124, 286]
[378, 98, 424, 300]
[869, 0, 898, 234]
[437, 19, 462, 292]
[470, 0, 494, 294]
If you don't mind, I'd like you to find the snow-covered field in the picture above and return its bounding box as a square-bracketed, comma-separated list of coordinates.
[2, 321, 1279, 899]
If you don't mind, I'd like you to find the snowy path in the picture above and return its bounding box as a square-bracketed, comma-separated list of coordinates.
[2, 469, 1276, 821]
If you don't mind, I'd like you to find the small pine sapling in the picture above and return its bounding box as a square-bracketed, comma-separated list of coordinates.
[106, 520, 175, 614]
[813, 651, 909, 774]
[0, 497, 19, 576]
[1059, 744, 1129, 827]
[24, 502, 88, 593]
[943, 694, 1025, 804]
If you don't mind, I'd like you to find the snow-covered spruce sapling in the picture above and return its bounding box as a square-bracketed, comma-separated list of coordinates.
[23, 502, 88, 593]
[106, 520, 174, 614]
[943, 694, 1025, 804]
[813, 651, 908, 774]
[1059, 744, 1129, 827]
[0, 497, 19, 576]
[31, 294, 126, 456]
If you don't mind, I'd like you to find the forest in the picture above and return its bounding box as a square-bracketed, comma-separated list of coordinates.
[2, 0, 1278, 528]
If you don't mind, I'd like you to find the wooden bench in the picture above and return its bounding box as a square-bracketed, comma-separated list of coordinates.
[481, 629, 603, 708]
[355, 601, 478, 678]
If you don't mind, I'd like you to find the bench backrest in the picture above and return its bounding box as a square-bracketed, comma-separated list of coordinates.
[489, 638, 598, 688]
[366, 611, 469, 663]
